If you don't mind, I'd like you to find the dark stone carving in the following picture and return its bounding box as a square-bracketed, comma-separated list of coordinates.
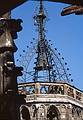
[0, 13, 25, 120]
[0, 0, 27, 16]
[61, 5, 83, 16]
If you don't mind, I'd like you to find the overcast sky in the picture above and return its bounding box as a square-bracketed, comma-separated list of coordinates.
[12, 1, 83, 90]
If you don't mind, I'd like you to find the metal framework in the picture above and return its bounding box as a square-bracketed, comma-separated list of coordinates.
[17, 1, 72, 87]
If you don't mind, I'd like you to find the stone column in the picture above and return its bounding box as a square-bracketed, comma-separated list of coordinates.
[0, 13, 25, 120]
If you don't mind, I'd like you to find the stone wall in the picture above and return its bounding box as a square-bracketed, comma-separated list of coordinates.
[20, 102, 83, 120]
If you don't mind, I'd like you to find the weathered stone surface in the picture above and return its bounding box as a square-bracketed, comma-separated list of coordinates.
[19, 82, 83, 120]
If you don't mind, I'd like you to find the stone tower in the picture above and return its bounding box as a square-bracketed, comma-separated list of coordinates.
[19, 82, 83, 120]
[17, 1, 83, 120]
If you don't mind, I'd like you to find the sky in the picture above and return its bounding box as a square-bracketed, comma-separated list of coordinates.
[12, 1, 83, 90]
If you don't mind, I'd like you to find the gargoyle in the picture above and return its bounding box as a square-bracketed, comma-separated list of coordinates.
[61, 5, 83, 16]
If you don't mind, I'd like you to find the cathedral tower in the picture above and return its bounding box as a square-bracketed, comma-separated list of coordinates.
[17, 1, 83, 120]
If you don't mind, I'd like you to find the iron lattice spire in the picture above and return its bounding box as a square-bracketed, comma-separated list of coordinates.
[33, 0, 53, 82]
[17, 1, 72, 84]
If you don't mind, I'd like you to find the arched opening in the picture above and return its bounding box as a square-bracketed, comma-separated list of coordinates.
[20, 106, 30, 120]
[47, 105, 60, 120]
